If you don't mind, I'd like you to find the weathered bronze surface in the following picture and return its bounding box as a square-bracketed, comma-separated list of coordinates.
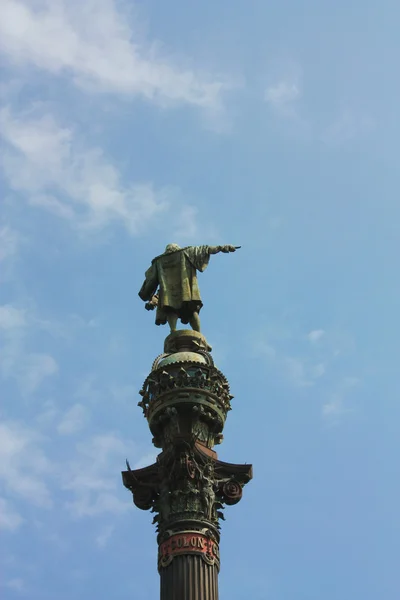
[160, 554, 219, 600]
[138, 244, 239, 333]
[125, 246, 250, 600]
[122, 326, 252, 600]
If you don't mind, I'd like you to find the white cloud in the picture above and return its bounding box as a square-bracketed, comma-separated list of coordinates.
[0, 226, 20, 262]
[0, 304, 59, 393]
[265, 81, 299, 106]
[0, 497, 24, 531]
[307, 329, 325, 343]
[257, 341, 277, 360]
[95, 524, 114, 549]
[0, 106, 200, 235]
[20, 352, 58, 394]
[283, 356, 315, 388]
[1, 106, 208, 237]
[0, 0, 226, 111]
[63, 433, 133, 517]
[323, 110, 375, 145]
[258, 340, 324, 388]
[265, 79, 300, 118]
[311, 363, 326, 379]
[7, 578, 25, 593]
[257, 324, 359, 419]
[0, 305, 26, 329]
[74, 374, 104, 404]
[35, 401, 58, 427]
[0, 304, 26, 380]
[322, 377, 360, 419]
[0, 419, 154, 525]
[322, 393, 351, 419]
[57, 403, 87, 435]
[133, 451, 158, 470]
[0, 421, 53, 508]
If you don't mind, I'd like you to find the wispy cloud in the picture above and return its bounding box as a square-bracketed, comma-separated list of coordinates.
[1, 342, 58, 395]
[322, 376, 361, 420]
[0, 106, 171, 235]
[265, 79, 300, 118]
[257, 340, 325, 388]
[0, 0, 226, 112]
[0, 421, 53, 508]
[0, 304, 26, 329]
[57, 403, 88, 436]
[63, 433, 133, 517]
[263, 62, 375, 146]
[256, 324, 359, 418]
[0, 497, 24, 531]
[133, 451, 158, 470]
[323, 110, 375, 146]
[0, 225, 20, 262]
[95, 524, 114, 549]
[20, 353, 58, 394]
[264, 60, 302, 120]
[6, 578, 25, 593]
[307, 329, 325, 343]
[0, 415, 153, 532]
[0, 303, 59, 394]
[0, 106, 206, 237]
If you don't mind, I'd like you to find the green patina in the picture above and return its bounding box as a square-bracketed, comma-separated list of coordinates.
[138, 244, 239, 332]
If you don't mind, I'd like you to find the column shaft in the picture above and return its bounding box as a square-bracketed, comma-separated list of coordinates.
[160, 555, 218, 600]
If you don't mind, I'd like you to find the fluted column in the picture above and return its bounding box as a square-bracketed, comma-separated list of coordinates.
[160, 555, 218, 600]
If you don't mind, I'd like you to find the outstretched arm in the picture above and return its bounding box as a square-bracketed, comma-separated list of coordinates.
[208, 245, 240, 255]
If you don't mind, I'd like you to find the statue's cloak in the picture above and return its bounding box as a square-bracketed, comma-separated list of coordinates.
[139, 246, 212, 325]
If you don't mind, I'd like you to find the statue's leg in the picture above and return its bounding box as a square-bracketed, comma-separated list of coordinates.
[167, 312, 178, 332]
[189, 311, 201, 332]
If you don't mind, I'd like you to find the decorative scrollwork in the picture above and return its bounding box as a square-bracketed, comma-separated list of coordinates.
[133, 486, 155, 510]
[221, 480, 242, 505]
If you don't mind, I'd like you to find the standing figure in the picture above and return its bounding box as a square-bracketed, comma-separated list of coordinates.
[139, 244, 239, 333]
[201, 464, 216, 521]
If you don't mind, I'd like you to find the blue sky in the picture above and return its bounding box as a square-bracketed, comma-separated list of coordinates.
[0, 1, 399, 598]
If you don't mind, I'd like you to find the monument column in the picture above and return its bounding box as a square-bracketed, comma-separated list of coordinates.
[122, 330, 252, 600]
[123, 243, 251, 599]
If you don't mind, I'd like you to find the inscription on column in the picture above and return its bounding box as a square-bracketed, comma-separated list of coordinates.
[158, 531, 220, 569]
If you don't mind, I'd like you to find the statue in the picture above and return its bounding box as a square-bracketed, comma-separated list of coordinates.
[139, 244, 239, 332]
[201, 463, 216, 520]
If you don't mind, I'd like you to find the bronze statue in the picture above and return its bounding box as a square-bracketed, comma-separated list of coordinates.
[139, 244, 239, 332]
[201, 463, 216, 520]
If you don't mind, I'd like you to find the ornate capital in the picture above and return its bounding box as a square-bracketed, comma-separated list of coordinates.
[122, 329, 253, 585]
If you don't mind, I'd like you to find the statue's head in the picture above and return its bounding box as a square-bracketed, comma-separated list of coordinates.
[204, 464, 213, 475]
[165, 243, 181, 254]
